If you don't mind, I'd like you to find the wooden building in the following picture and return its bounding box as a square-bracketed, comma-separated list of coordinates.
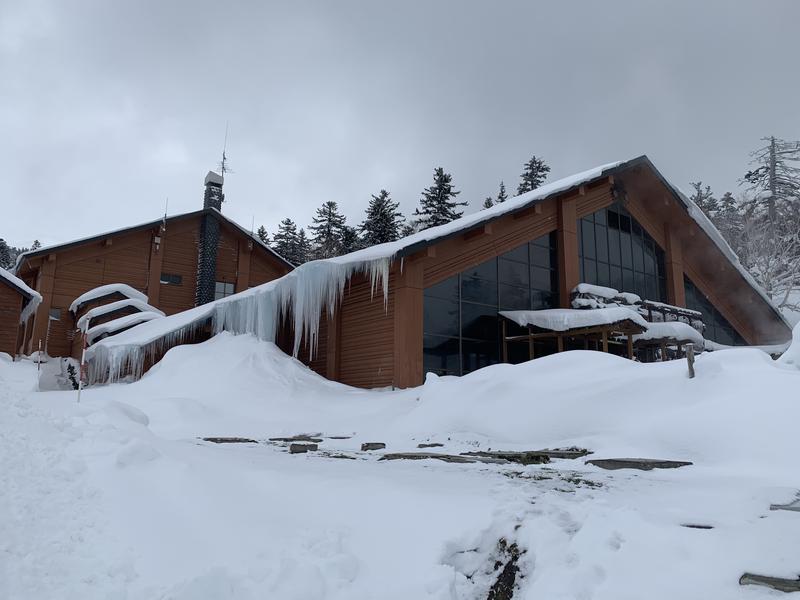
[13, 172, 292, 358]
[0, 268, 41, 356]
[296, 156, 790, 388]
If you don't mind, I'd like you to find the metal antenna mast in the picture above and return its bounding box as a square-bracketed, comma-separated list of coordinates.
[219, 121, 232, 181]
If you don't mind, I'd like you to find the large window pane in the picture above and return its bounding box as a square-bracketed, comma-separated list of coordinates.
[423, 335, 460, 376]
[499, 259, 528, 287]
[581, 219, 596, 259]
[424, 275, 458, 301]
[531, 266, 554, 291]
[462, 340, 499, 374]
[463, 258, 497, 281]
[596, 262, 610, 288]
[582, 259, 597, 285]
[461, 276, 497, 305]
[530, 244, 552, 268]
[596, 225, 609, 263]
[531, 290, 555, 310]
[499, 283, 530, 310]
[632, 225, 644, 272]
[620, 231, 633, 268]
[461, 302, 499, 340]
[501, 244, 528, 263]
[423, 297, 459, 337]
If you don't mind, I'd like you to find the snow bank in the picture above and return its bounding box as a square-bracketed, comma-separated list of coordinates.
[69, 283, 148, 314]
[777, 322, 800, 367]
[0, 267, 42, 323]
[572, 282, 619, 299]
[500, 307, 648, 331]
[76, 299, 164, 331]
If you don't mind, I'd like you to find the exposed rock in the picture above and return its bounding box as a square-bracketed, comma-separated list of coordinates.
[361, 442, 386, 451]
[739, 572, 800, 592]
[538, 447, 592, 459]
[462, 451, 551, 465]
[770, 497, 800, 513]
[681, 523, 713, 529]
[586, 458, 693, 471]
[202, 437, 258, 444]
[380, 452, 506, 464]
[269, 434, 323, 443]
[289, 443, 318, 454]
[417, 442, 444, 448]
[326, 435, 352, 440]
[487, 539, 522, 600]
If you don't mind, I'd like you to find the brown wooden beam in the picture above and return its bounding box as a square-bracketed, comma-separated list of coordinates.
[235, 239, 252, 293]
[557, 196, 579, 308]
[664, 223, 686, 306]
[393, 260, 424, 388]
[463, 223, 493, 241]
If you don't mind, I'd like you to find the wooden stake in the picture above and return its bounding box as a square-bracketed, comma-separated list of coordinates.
[501, 320, 508, 363]
[601, 330, 609, 353]
[686, 343, 695, 379]
[627, 334, 634, 359]
[557, 335, 564, 353]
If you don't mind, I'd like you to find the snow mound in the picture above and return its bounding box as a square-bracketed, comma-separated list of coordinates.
[778, 322, 800, 368]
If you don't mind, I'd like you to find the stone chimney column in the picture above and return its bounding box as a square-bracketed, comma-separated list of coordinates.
[196, 171, 224, 306]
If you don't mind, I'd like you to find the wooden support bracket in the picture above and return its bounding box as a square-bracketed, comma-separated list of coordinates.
[463, 223, 493, 241]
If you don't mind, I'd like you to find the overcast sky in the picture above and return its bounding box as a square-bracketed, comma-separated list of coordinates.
[2, 0, 799, 248]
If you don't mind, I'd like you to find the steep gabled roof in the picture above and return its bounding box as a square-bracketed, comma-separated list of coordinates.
[13, 208, 293, 272]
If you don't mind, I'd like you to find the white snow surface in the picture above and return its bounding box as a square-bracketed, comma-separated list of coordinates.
[76, 299, 165, 331]
[86, 312, 164, 344]
[500, 307, 649, 331]
[0, 266, 42, 323]
[4, 332, 800, 599]
[572, 282, 619, 299]
[69, 283, 148, 314]
[632, 321, 705, 346]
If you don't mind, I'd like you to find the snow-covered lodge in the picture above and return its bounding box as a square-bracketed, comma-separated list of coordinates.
[78, 155, 791, 388]
[11, 172, 292, 359]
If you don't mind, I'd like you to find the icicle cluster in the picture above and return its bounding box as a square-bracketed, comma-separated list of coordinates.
[88, 255, 393, 384]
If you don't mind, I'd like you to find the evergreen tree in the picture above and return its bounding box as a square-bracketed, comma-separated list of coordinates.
[272, 218, 300, 263]
[689, 181, 718, 217]
[413, 167, 466, 230]
[361, 189, 405, 245]
[256, 225, 269, 245]
[0, 239, 11, 269]
[340, 225, 362, 255]
[482, 196, 494, 209]
[310, 201, 347, 259]
[30, 240, 41, 251]
[400, 222, 417, 237]
[516, 156, 550, 195]
[295, 228, 312, 264]
[496, 180, 508, 203]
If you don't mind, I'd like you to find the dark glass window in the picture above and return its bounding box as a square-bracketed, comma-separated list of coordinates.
[160, 273, 183, 285]
[577, 201, 666, 301]
[684, 276, 746, 345]
[214, 281, 235, 300]
[423, 231, 559, 376]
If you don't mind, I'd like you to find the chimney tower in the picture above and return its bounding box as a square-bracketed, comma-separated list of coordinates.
[196, 171, 224, 306]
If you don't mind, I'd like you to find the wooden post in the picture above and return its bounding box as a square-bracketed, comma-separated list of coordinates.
[557, 196, 580, 308]
[583, 336, 589, 350]
[528, 331, 534, 360]
[557, 335, 564, 353]
[502, 320, 508, 362]
[664, 223, 686, 306]
[601, 329, 609, 353]
[627, 334, 634, 359]
[660, 341, 667, 361]
[686, 343, 695, 378]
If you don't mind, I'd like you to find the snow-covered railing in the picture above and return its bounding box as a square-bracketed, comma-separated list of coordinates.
[69, 284, 148, 314]
[86, 312, 164, 345]
[76, 299, 165, 331]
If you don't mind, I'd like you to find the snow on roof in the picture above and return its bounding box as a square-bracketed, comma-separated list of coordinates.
[86, 312, 164, 345]
[0, 267, 42, 323]
[632, 321, 705, 346]
[499, 307, 649, 332]
[69, 284, 148, 314]
[13, 208, 293, 273]
[76, 299, 165, 332]
[572, 283, 621, 300]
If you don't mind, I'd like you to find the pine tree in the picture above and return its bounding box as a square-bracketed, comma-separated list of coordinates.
[482, 196, 494, 209]
[689, 182, 718, 217]
[413, 167, 466, 230]
[295, 228, 312, 264]
[30, 240, 41, 251]
[0, 239, 11, 269]
[256, 225, 269, 245]
[400, 222, 417, 237]
[310, 201, 347, 259]
[272, 218, 300, 263]
[516, 156, 550, 195]
[496, 180, 508, 203]
[361, 189, 405, 245]
[340, 225, 362, 255]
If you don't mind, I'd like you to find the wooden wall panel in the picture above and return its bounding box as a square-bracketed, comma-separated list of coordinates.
[215, 228, 239, 285]
[337, 273, 395, 388]
[159, 227, 199, 315]
[249, 252, 287, 287]
[0, 285, 23, 355]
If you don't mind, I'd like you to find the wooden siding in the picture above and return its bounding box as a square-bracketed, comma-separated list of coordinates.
[159, 218, 200, 315]
[336, 273, 395, 388]
[0, 284, 23, 355]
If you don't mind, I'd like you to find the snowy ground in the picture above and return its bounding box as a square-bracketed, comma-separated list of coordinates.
[3, 333, 800, 599]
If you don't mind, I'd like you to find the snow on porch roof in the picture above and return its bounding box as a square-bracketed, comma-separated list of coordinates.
[500, 307, 649, 332]
[0, 266, 42, 323]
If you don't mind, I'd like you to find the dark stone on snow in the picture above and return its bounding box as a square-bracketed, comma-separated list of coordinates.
[361, 442, 386, 451]
[770, 499, 800, 513]
[739, 572, 800, 592]
[380, 452, 506, 464]
[539, 447, 592, 459]
[586, 458, 693, 471]
[487, 539, 522, 600]
[461, 451, 551, 465]
[289, 443, 318, 454]
[202, 437, 258, 444]
[681, 523, 714, 529]
[417, 442, 444, 448]
[269, 435, 323, 443]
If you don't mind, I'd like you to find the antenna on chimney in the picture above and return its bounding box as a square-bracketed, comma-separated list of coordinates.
[162, 197, 169, 232]
[219, 121, 232, 181]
